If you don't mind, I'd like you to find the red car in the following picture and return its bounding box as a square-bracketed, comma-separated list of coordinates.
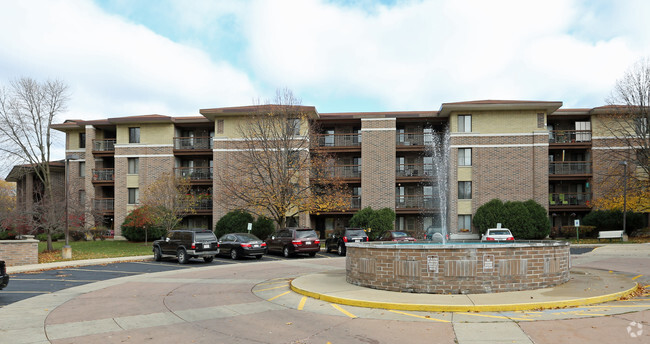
[379, 231, 416, 242]
[265, 228, 320, 257]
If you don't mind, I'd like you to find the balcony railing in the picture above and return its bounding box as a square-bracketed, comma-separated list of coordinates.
[549, 162, 592, 175]
[549, 193, 592, 206]
[180, 197, 213, 211]
[395, 195, 439, 209]
[397, 133, 433, 146]
[174, 167, 213, 180]
[396, 163, 435, 177]
[313, 133, 361, 147]
[315, 165, 361, 179]
[174, 137, 212, 150]
[549, 130, 592, 143]
[349, 196, 361, 209]
[92, 168, 114, 182]
[93, 139, 116, 152]
[93, 198, 114, 212]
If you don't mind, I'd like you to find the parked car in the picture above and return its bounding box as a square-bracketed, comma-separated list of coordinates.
[0, 261, 8, 290]
[424, 227, 449, 242]
[153, 229, 219, 264]
[481, 228, 515, 241]
[217, 232, 266, 260]
[265, 228, 320, 257]
[325, 228, 368, 256]
[379, 231, 416, 242]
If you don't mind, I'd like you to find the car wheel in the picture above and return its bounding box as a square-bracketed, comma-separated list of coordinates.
[153, 246, 162, 261]
[255, 255, 263, 260]
[337, 244, 345, 256]
[325, 244, 331, 253]
[203, 256, 214, 263]
[230, 248, 239, 260]
[177, 249, 189, 264]
[308, 252, 316, 257]
[283, 246, 291, 258]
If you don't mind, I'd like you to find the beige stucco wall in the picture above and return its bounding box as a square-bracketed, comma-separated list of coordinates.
[116, 123, 174, 144]
[450, 110, 543, 134]
[457, 166, 472, 181]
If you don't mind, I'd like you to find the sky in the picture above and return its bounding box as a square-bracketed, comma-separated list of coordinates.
[1, 0, 649, 121]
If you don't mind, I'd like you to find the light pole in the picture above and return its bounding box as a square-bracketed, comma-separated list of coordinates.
[62, 154, 80, 259]
[620, 161, 628, 235]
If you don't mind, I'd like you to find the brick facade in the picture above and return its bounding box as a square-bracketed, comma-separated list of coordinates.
[361, 118, 396, 210]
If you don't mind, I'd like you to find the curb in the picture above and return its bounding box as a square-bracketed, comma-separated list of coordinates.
[290, 281, 642, 313]
[7, 255, 153, 274]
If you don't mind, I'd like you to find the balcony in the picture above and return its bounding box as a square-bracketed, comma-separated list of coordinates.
[549, 161, 592, 178]
[349, 195, 361, 209]
[312, 133, 361, 150]
[174, 167, 213, 184]
[173, 137, 212, 154]
[93, 198, 114, 213]
[549, 130, 592, 144]
[92, 168, 114, 184]
[180, 197, 213, 214]
[549, 192, 592, 209]
[396, 163, 434, 178]
[92, 139, 116, 155]
[314, 165, 361, 180]
[396, 133, 433, 146]
[395, 195, 441, 212]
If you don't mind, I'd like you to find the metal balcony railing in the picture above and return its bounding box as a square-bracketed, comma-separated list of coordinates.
[93, 139, 116, 152]
[93, 198, 114, 212]
[313, 133, 361, 147]
[397, 133, 432, 146]
[349, 196, 361, 209]
[549, 130, 592, 143]
[174, 167, 213, 180]
[549, 192, 592, 206]
[315, 165, 361, 179]
[549, 162, 592, 175]
[396, 163, 435, 177]
[92, 168, 114, 182]
[395, 195, 440, 209]
[174, 137, 212, 150]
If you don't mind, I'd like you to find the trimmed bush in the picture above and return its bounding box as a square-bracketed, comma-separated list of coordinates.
[582, 210, 645, 233]
[121, 206, 166, 242]
[252, 216, 275, 240]
[523, 200, 551, 239]
[473, 199, 550, 240]
[473, 199, 506, 235]
[214, 210, 254, 239]
[350, 207, 395, 240]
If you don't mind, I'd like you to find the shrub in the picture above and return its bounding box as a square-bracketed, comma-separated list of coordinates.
[474, 199, 550, 240]
[582, 210, 645, 233]
[523, 200, 551, 239]
[214, 210, 254, 239]
[252, 216, 275, 240]
[473, 199, 506, 235]
[0, 230, 17, 240]
[121, 206, 166, 242]
[350, 207, 395, 240]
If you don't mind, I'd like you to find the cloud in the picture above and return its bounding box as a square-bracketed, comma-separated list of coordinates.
[0, 0, 258, 119]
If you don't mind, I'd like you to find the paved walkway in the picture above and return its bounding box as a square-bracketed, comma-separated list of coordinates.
[1, 244, 649, 343]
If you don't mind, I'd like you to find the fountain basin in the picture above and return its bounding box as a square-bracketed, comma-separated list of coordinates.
[345, 241, 570, 294]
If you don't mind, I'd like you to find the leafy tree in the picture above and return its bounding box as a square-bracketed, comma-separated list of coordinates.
[214, 209, 254, 239]
[349, 207, 395, 240]
[252, 216, 275, 240]
[0, 180, 15, 230]
[121, 206, 166, 242]
[139, 172, 195, 233]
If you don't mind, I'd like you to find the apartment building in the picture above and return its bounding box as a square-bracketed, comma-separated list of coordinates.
[43, 100, 631, 239]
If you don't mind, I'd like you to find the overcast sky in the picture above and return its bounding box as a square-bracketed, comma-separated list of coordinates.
[1, 0, 649, 122]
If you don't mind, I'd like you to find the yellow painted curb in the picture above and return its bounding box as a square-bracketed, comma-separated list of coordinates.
[290, 282, 642, 313]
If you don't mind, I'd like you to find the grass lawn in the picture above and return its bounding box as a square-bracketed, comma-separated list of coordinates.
[38, 240, 153, 263]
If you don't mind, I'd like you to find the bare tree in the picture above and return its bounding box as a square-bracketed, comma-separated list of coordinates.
[139, 172, 196, 236]
[216, 88, 350, 228]
[0, 78, 69, 249]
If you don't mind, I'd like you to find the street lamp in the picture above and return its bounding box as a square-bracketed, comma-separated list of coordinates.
[62, 154, 80, 259]
[620, 161, 628, 236]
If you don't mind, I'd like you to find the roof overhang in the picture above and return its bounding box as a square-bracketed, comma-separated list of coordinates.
[439, 100, 563, 117]
[200, 104, 319, 121]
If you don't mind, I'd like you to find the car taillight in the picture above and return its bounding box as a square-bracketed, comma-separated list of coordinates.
[507, 237, 514, 241]
[392, 239, 398, 241]
[365, 237, 369, 242]
[292, 239, 302, 245]
[485, 237, 495, 241]
[261, 242, 267, 247]
[240, 243, 252, 248]
[343, 236, 348, 242]
[314, 240, 320, 245]
[191, 243, 196, 249]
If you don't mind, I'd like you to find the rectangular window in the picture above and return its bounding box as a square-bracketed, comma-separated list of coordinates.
[79, 133, 86, 148]
[458, 115, 472, 133]
[458, 181, 472, 199]
[129, 127, 140, 143]
[128, 188, 139, 204]
[458, 215, 472, 232]
[79, 161, 85, 177]
[288, 118, 301, 136]
[128, 158, 139, 174]
[458, 148, 472, 166]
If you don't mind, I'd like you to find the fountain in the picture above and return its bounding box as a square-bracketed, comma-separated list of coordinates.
[344, 127, 570, 294]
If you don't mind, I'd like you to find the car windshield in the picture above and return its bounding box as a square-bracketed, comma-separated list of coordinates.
[346, 229, 366, 237]
[195, 232, 217, 241]
[392, 232, 408, 237]
[490, 230, 511, 236]
[295, 230, 318, 238]
[235, 233, 259, 242]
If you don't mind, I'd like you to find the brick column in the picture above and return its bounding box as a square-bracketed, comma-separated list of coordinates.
[361, 118, 396, 210]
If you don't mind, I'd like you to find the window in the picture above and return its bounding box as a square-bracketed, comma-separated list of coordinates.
[458, 181, 472, 199]
[128, 158, 139, 174]
[458, 215, 472, 232]
[79, 162, 85, 177]
[128, 188, 139, 204]
[323, 128, 335, 146]
[458, 115, 472, 133]
[288, 118, 301, 136]
[129, 127, 140, 143]
[458, 148, 472, 166]
[79, 133, 86, 148]
[78, 190, 85, 205]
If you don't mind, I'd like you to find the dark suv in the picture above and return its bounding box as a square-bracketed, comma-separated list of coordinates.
[265, 228, 320, 257]
[153, 229, 218, 264]
[325, 228, 368, 256]
[0, 261, 8, 290]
